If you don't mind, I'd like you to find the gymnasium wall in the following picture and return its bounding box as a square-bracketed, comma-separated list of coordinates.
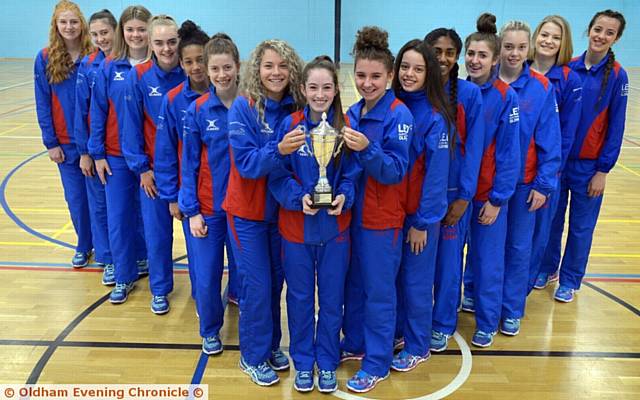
[1, 0, 638, 66]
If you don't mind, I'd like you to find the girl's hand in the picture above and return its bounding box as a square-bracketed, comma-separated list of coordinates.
[302, 194, 320, 216]
[406, 226, 427, 255]
[48, 146, 65, 164]
[278, 128, 306, 155]
[94, 159, 112, 185]
[140, 170, 158, 199]
[478, 201, 500, 225]
[189, 214, 207, 237]
[443, 199, 469, 226]
[588, 171, 607, 197]
[327, 194, 346, 216]
[169, 202, 184, 221]
[79, 154, 95, 177]
[527, 189, 546, 211]
[343, 127, 369, 152]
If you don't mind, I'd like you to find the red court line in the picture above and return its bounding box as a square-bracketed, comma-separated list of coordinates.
[624, 137, 640, 147]
[0, 265, 216, 275]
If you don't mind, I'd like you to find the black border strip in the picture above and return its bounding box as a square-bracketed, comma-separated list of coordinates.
[334, 0, 341, 64]
[583, 281, 640, 317]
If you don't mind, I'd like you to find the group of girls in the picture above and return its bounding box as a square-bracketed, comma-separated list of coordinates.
[35, 0, 628, 394]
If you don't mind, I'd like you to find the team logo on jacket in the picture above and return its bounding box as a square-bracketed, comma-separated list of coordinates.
[261, 122, 274, 134]
[206, 119, 220, 131]
[156, 115, 165, 131]
[297, 142, 312, 157]
[622, 83, 629, 97]
[554, 100, 559, 113]
[114, 71, 125, 81]
[509, 107, 520, 124]
[148, 86, 162, 97]
[397, 123, 411, 141]
[438, 131, 449, 149]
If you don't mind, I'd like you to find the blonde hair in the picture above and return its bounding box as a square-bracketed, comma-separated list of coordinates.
[240, 39, 304, 123]
[145, 14, 179, 62]
[500, 20, 531, 39]
[46, 0, 93, 84]
[529, 15, 574, 65]
[111, 5, 151, 60]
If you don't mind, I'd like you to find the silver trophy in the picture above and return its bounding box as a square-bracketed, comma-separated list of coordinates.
[309, 112, 344, 208]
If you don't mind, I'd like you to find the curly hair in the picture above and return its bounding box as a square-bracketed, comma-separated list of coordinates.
[240, 39, 305, 123]
[46, 0, 93, 84]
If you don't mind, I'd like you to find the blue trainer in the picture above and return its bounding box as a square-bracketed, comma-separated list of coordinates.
[294, 370, 314, 392]
[202, 336, 223, 355]
[317, 370, 337, 393]
[267, 348, 290, 371]
[339, 350, 364, 363]
[534, 273, 551, 289]
[109, 282, 135, 304]
[239, 357, 279, 386]
[346, 369, 389, 393]
[391, 349, 430, 372]
[471, 330, 495, 348]
[500, 318, 521, 336]
[137, 259, 149, 277]
[430, 330, 450, 353]
[102, 264, 115, 286]
[151, 295, 170, 315]
[554, 285, 575, 303]
[71, 250, 92, 268]
[461, 295, 475, 313]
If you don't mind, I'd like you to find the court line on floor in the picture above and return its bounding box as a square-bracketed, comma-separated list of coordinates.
[0, 150, 75, 249]
[583, 281, 640, 317]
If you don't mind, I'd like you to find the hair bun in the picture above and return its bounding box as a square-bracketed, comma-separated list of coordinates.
[354, 26, 389, 53]
[211, 32, 232, 41]
[178, 20, 199, 38]
[477, 13, 497, 35]
[313, 55, 334, 63]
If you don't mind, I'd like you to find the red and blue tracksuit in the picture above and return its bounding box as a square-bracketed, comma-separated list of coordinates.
[432, 79, 484, 336]
[74, 49, 112, 266]
[342, 89, 412, 377]
[395, 89, 449, 357]
[222, 94, 295, 366]
[34, 48, 92, 255]
[179, 87, 232, 339]
[500, 63, 561, 320]
[541, 51, 628, 290]
[89, 56, 147, 284]
[466, 76, 520, 334]
[122, 59, 184, 296]
[528, 64, 582, 291]
[154, 78, 202, 298]
[269, 106, 358, 372]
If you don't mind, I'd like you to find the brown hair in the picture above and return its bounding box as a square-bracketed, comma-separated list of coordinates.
[588, 10, 626, 107]
[111, 5, 151, 60]
[351, 26, 394, 72]
[465, 13, 500, 61]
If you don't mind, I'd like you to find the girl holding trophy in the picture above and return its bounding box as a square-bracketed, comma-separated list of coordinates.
[269, 55, 358, 393]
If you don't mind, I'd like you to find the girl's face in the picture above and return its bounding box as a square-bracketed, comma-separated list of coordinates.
[535, 22, 562, 60]
[260, 48, 290, 99]
[56, 10, 82, 42]
[207, 53, 239, 94]
[123, 19, 148, 53]
[398, 49, 426, 92]
[500, 30, 529, 71]
[465, 40, 497, 84]
[181, 44, 206, 85]
[432, 35, 459, 79]
[151, 24, 179, 69]
[588, 16, 621, 55]
[354, 58, 392, 105]
[301, 68, 336, 115]
[89, 19, 115, 54]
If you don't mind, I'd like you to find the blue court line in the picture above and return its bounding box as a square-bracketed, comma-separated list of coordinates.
[0, 151, 74, 249]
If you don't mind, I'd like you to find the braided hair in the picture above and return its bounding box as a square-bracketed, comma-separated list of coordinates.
[425, 28, 462, 149]
[588, 10, 626, 108]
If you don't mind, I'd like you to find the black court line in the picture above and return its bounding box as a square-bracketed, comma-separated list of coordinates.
[173, 254, 188, 263]
[583, 281, 640, 317]
[25, 293, 111, 384]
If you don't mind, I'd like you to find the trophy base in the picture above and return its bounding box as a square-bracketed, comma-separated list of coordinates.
[311, 192, 333, 209]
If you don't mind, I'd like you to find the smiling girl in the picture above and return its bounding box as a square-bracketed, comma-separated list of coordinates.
[223, 39, 304, 386]
[541, 10, 628, 303]
[122, 14, 185, 314]
[34, 0, 93, 268]
[527, 16, 582, 292]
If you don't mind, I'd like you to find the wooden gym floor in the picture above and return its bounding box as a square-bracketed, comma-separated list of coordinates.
[0, 59, 638, 399]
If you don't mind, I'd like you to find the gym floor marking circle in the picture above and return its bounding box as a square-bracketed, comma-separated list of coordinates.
[332, 332, 472, 400]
